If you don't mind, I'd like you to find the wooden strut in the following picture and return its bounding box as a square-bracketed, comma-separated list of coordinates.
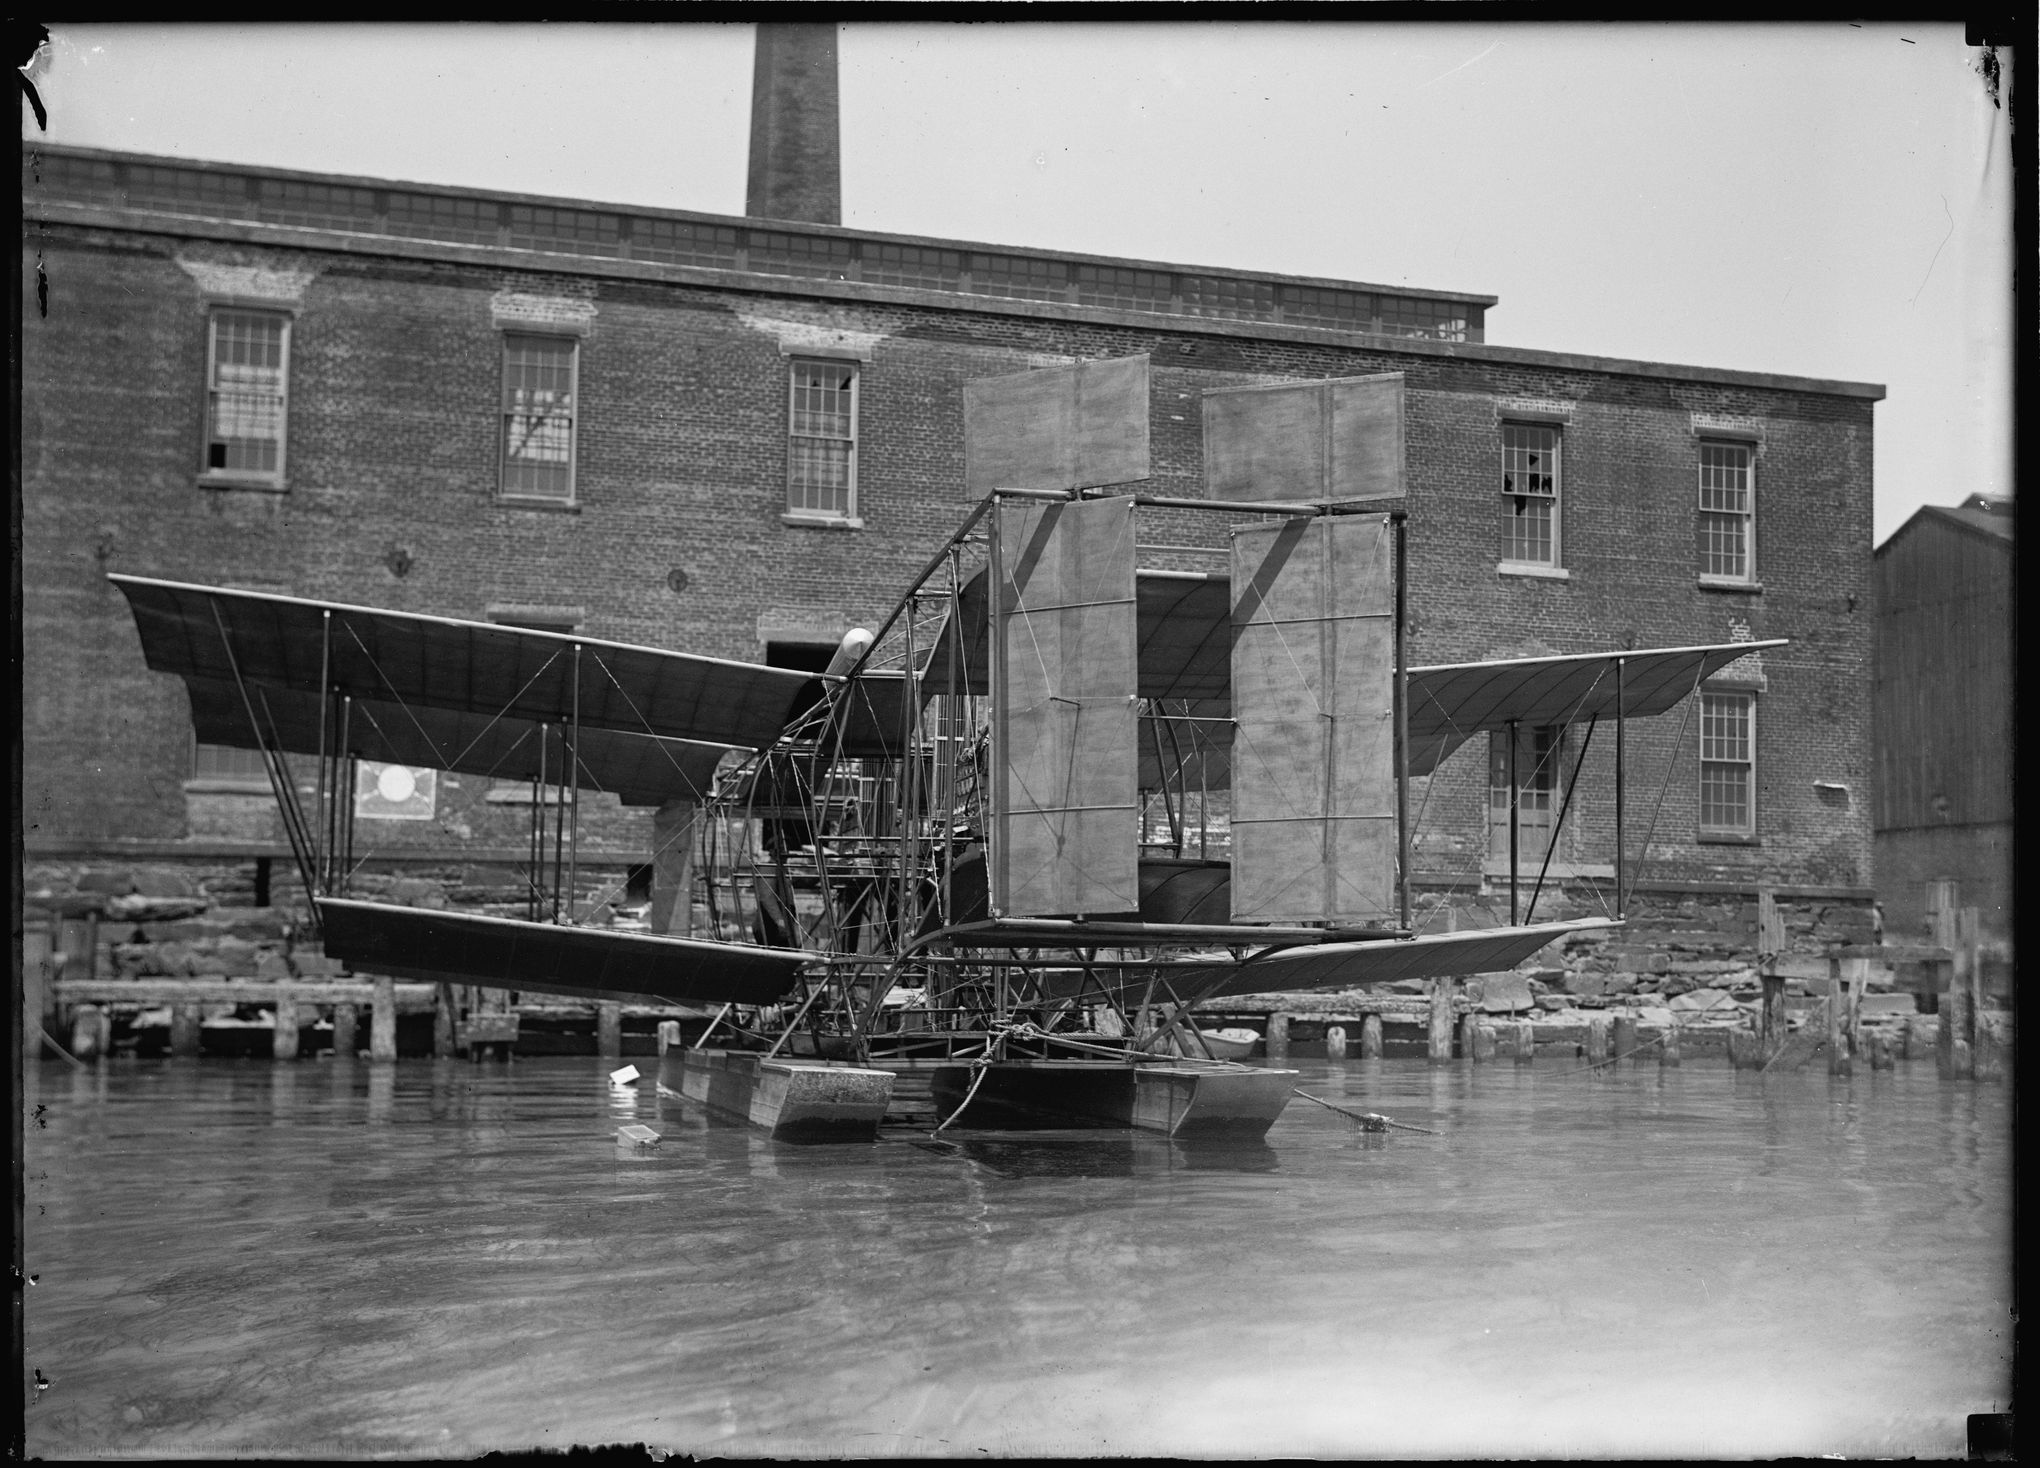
[210, 601, 324, 930]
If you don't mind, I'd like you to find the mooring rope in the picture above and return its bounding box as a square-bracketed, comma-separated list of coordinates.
[1291, 1088, 1437, 1135]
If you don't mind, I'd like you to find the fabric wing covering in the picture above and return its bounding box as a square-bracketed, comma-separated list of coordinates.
[1229, 514, 1396, 923]
[316, 898, 810, 1007]
[1164, 917, 1622, 1005]
[1404, 640, 1788, 777]
[991, 495, 1141, 917]
[111, 574, 818, 750]
[182, 675, 729, 807]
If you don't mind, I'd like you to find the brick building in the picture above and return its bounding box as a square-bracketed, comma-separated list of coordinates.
[20, 125, 1883, 976]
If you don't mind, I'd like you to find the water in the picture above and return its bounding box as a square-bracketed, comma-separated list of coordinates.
[23, 1054, 2012, 1459]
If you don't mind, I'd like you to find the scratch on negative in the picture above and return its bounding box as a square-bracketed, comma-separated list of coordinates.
[1909, 195, 1954, 307]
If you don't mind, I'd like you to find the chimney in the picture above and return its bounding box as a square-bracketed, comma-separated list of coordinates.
[746, 23, 841, 225]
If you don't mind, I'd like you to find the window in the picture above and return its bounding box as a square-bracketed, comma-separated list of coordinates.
[203, 308, 289, 484]
[787, 360, 857, 520]
[1489, 725, 1562, 862]
[1698, 692, 1756, 838]
[1697, 441, 1755, 582]
[1500, 423, 1560, 566]
[501, 335, 577, 501]
[191, 741, 270, 789]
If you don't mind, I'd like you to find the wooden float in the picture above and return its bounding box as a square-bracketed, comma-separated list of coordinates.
[925, 1058, 1300, 1138]
[661, 1048, 894, 1143]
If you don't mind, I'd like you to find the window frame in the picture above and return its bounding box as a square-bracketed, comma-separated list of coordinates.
[1498, 421, 1563, 573]
[1697, 690, 1758, 841]
[499, 332, 580, 506]
[1487, 724, 1565, 863]
[784, 357, 861, 527]
[1696, 439, 1757, 587]
[199, 306, 292, 490]
[187, 737, 274, 793]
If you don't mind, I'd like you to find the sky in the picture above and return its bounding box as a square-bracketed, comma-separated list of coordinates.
[21, 21, 2014, 545]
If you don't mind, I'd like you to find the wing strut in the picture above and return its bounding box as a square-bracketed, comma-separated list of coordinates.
[211, 600, 325, 934]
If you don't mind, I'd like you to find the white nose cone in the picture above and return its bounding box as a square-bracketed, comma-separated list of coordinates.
[376, 764, 416, 803]
[825, 627, 876, 676]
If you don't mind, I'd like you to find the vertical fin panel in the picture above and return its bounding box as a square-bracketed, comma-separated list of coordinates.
[990, 496, 1140, 917]
[1229, 514, 1396, 923]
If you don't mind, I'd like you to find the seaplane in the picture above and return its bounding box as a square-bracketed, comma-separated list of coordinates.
[111, 356, 1781, 1142]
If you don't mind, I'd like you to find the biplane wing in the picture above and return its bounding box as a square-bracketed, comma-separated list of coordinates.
[1405, 641, 1786, 776]
[181, 675, 730, 807]
[111, 574, 819, 749]
[1167, 917, 1623, 1004]
[315, 898, 812, 1007]
[923, 565, 1782, 784]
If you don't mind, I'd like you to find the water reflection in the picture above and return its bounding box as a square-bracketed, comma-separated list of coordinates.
[22, 1055, 2011, 1460]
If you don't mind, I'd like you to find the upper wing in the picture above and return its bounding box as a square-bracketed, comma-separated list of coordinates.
[111, 574, 820, 750]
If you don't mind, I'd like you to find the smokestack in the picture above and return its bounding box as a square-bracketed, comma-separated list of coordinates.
[746, 23, 841, 225]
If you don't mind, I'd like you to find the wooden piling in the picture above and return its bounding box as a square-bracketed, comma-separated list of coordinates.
[1264, 1012, 1290, 1062]
[170, 1003, 202, 1058]
[70, 1004, 106, 1062]
[1584, 1015, 1610, 1066]
[597, 1001, 623, 1059]
[1359, 1013, 1383, 1059]
[657, 1020, 682, 1055]
[433, 983, 458, 1059]
[1660, 1025, 1681, 1068]
[272, 987, 300, 1061]
[1427, 981, 1454, 1062]
[1728, 1027, 1761, 1069]
[332, 1003, 359, 1058]
[1513, 1019, 1534, 1064]
[1613, 1014, 1639, 1064]
[1826, 962, 1851, 1076]
[1325, 1024, 1348, 1061]
[1470, 1021, 1497, 1063]
[1459, 1011, 1480, 1062]
[22, 921, 53, 1066]
[370, 975, 397, 1062]
[1760, 975, 1788, 1062]
[1869, 1030, 1894, 1070]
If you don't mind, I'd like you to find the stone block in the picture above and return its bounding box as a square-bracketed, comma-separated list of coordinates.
[210, 937, 262, 978]
[292, 954, 347, 978]
[211, 907, 290, 940]
[130, 868, 200, 899]
[255, 949, 294, 981]
[77, 868, 137, 895]
[107, 895, 211, 923]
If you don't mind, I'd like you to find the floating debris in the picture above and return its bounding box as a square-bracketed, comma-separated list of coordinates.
[616, 1124, 661, 1147]
[609, 1064, 641, 1087]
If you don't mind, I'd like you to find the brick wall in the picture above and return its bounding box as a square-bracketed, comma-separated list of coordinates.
[22, 215, 1875, 937]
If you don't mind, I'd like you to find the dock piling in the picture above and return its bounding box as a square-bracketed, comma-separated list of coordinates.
[370, 975, 397, 1062]
[1427, 981, 1453, 1062]
[1359, 1013, 1383, 1059]
[1660, 1025, 1680, 1067]
[597, 1001, 623, 1059]
[1264, 1012, 1290, 1062]
[332, 1002, 359, 1058]
[1325, 1024, 1348, 1062]
[1613, 1014, 1639, 1064]
[170, 1003, 202, 1058]
[1513, 1019, 1534, 1063]
[272, 988, 300, 1061]
[1470, 1021, 1496, 1062]
[432, 984, 458, 1059]
[1584, 1015, 1610, 1067]
[70, 1004, 108, 1062]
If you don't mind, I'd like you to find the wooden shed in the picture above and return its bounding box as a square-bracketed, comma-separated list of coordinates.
[1873, 495, 2014, 942]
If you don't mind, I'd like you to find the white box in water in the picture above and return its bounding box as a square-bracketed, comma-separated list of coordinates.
[609, 1064, 640, 1086]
